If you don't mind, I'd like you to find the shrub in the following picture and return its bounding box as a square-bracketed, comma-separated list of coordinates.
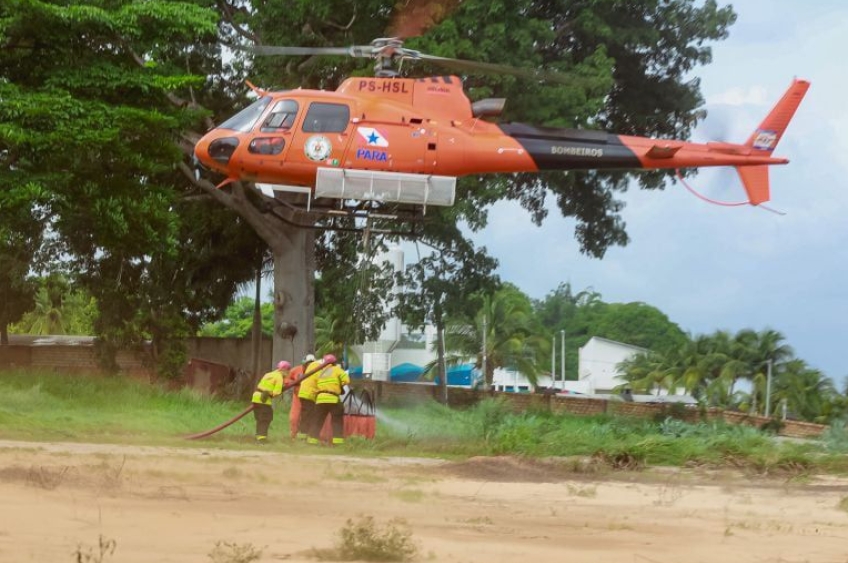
[208, 541, 263, 563]
[316, 515, 418, 562]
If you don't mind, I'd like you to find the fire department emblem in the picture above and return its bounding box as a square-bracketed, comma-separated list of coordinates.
[304, 135, 332, 161]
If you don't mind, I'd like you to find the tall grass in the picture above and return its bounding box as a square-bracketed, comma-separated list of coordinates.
[0, 369, 256, 445]
[371, 398, 848, 473]
[1, 371, 845, 474]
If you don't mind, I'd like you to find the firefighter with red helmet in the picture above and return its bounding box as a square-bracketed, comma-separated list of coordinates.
[307, 354, 351, 445]
[251, 360, 290, 444]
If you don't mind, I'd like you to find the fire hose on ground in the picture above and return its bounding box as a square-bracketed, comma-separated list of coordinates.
[184, 360, 330, 440]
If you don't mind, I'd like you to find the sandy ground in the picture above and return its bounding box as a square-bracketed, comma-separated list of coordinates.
[0, 439, 847, 563]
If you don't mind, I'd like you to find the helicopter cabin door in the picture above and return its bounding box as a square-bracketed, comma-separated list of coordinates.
[346, 119, 431, 174]
[286, 101, 356, 184]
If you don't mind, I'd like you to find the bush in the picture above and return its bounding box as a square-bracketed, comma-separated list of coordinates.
[208, 541, 263, 563]
[317, 515, 418, 562]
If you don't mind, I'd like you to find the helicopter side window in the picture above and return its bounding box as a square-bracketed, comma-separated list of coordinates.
[261, 100, 299, 132]
[302, 103, 350, 133]
[217, 97, 271, 133]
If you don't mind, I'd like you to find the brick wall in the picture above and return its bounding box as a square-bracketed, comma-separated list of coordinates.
[1, 336, 272, 378]
[0, 345, 31, 367]
[782, 419, 830, 439]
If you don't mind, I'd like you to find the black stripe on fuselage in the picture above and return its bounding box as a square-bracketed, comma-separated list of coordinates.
[499, 123, 642, 170]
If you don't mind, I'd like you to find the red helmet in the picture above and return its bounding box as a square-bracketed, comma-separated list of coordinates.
[277, 360, 291, 371]
[323, 354, 337, 365]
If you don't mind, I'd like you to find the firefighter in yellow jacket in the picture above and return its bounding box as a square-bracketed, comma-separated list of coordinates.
[296, 356, 325, 441]
[307, 354, 351, 445]
[251, 361, 290, 443]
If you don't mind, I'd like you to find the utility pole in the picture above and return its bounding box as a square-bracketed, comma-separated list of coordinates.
[551, 334, 555, 390]
[765, 358, 773, 417]
[560, 329, 565, 383]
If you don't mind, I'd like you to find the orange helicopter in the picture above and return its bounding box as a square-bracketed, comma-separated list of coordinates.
[194, 37, 809, 212]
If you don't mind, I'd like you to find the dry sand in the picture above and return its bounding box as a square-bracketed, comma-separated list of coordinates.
[0, 439, 846, 563]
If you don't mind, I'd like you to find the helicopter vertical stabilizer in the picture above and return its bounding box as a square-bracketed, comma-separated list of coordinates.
[743, 79, 810, 153]
[735, 79, 810, 205]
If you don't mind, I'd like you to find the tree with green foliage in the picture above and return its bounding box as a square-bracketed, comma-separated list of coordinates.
[198, 296, 274, 338]
[534, 283, 687, 379]
[1, 1, 265, 376]
[0, 183, 47, 345]
[618, 328, 844, 422]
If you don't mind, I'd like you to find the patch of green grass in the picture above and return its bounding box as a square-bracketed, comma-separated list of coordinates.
[0, 369, 257, 446]
[838, 496, 848, 513]
[1, 370, 846, 475]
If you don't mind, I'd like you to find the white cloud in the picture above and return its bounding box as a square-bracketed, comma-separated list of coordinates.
[708, 86, 769, 107]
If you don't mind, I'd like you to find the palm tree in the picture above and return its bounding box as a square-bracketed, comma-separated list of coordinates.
[443, 284, 545, 388]
[15, 287, 65, 335]
[617, 351, 673, 395]
[774, 359, 837, 422]
[737, 329, 793, 414]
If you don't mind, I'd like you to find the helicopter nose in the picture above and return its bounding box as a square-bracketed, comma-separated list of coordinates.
[194, 133, 240, 172]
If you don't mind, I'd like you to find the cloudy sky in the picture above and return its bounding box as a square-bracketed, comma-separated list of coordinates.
[468, 0, 848, 382]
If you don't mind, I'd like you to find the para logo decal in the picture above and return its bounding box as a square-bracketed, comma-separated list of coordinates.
[357, 127, 389, 147]
[355, 148, 388, 162]
[752, 130, 778, 151]
[304, 135, 332, 161]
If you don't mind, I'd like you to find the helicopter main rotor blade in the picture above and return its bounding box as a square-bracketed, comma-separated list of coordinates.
[414, 53, 589, 87]
[248, 45, 375, 57]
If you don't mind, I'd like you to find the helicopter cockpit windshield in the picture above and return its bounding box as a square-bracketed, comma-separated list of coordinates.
[261, 100, 299, 132]
[217, 97, 271, 133]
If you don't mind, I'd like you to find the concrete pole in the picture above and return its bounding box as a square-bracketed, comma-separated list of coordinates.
[560, 329, 565, 383]
[551, 335, 555, 389]
[765, 359, 773, 417]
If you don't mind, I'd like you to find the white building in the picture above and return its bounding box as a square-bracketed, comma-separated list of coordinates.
[577, 336, 647, 393]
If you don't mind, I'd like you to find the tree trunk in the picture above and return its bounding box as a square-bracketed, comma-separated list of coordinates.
[180, 175, 319, 371]
[270, 222, 315, 367]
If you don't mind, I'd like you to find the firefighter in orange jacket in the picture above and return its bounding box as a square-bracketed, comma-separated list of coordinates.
[286, 353, 315, 439]
[307, 354, 351, 446]
[251, 361, 290, 443]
